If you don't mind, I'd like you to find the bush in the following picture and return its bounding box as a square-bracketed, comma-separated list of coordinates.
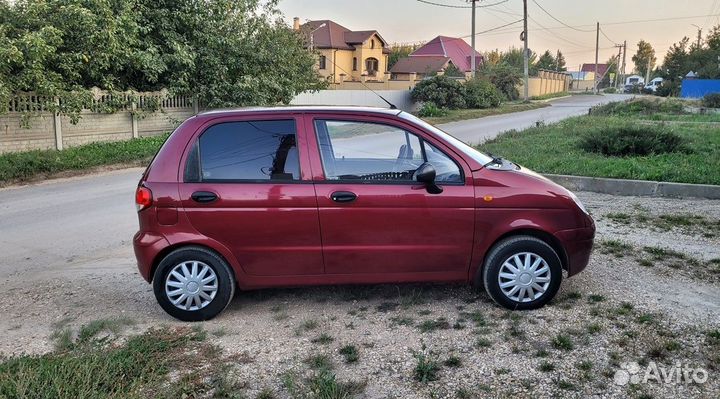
[656, 81, 680, 97]
[590, 98, 685, 116]
[417, 102, 448, 117]
[579, 126, 689, 157]
[702, 93, 720, 108]
[411, 75, 466, 109]
[463, 78, 503, 109]
[479, 64, 522, 101]
[603, 87, 617, 94]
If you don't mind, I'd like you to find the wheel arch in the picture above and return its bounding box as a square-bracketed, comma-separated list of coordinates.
[473, 228, 568, 287]
[150, 242, 239, 286]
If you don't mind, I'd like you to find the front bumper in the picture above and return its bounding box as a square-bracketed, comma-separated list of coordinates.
[133, 231, 170, 282]
[555, 225, 595, 277]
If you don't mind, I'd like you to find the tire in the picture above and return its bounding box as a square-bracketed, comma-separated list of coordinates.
[481, 235, 562, 310]
[153, 246, 236, 321]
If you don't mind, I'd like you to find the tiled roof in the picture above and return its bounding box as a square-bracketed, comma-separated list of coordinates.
[390, 56, 452, 74]
[301, 20, 389, 51]
[581, 63, 609, 79]
[409, 36, 483, 72]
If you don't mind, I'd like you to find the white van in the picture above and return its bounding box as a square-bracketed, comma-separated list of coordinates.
[644, 77, 663, 92]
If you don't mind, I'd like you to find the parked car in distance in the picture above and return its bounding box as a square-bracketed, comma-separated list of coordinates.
[644, 77, 664, 93]
[134, 106, 595, 321]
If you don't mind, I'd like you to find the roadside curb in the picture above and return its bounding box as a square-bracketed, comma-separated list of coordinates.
[544, 174, 720, 200]
[531, 95, 571, 103]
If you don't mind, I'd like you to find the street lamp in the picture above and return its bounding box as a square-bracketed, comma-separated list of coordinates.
[309, 22, 327, 51]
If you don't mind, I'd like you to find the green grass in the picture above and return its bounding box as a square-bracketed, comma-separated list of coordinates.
[0, 133, 169, 185]
[421, 102, 549, 125]
[480, 115, 720, 185]
[0, 326, 208, 399]
[339, 345, 359, 363]
[530, 91, 569, 101]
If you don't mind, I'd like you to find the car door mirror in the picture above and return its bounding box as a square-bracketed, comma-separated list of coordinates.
[414, 162, 443, 194]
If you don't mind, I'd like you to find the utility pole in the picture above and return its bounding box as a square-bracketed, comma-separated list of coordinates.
[621, 40, 627, 87]
[614, 44, 623, 88]
[692, 24, 702, 49]
[522, 0, 529, 101]
[593, 22, 599, 93]
[470, 0, 478, 76]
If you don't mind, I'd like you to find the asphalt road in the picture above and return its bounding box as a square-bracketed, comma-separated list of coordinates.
[0, 94, 630, 282]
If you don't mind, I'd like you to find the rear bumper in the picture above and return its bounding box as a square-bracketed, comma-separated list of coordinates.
[555, 226, 595, 277]
[133, 231, 170, 282]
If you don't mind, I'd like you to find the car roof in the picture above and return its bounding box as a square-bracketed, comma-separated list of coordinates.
[197, 105, 403, 117]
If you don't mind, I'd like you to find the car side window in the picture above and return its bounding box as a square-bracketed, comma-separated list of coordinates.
[186, 120, 300, 182]
[424, 142, 463, 183]
[314, 119, 462, 183]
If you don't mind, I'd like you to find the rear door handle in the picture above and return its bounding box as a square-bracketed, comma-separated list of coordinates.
[330, 191, 357, 203]
[191, 191, 218, 203]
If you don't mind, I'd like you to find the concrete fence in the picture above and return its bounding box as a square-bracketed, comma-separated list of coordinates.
[1, 91, 197, 153]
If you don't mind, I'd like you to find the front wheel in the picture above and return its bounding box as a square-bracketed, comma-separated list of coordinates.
[481, 236, 563, 310]
[153, 246, 236, 321]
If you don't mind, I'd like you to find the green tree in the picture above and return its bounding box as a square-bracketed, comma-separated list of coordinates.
[632, 40, 657, 78]
[0, 0, 323, 109]
[535, 50, 556, 71]
[662, 37, 690, 81]
[388, 43, 418, 69]
[555, 50, 567, 71]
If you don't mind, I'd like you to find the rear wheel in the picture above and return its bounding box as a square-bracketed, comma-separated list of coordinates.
[481, 236, 562, 310]
[153, 246, 235, 321]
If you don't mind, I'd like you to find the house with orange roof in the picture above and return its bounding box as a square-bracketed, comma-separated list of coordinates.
[294, 18, 391, 84]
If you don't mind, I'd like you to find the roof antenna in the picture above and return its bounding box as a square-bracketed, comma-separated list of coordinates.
[320, 50, 398, 110]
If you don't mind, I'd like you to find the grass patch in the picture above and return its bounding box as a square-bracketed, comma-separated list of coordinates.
[0, 326, 209, 399]
[607, 211, 720, 238]
[412, 347, 441, 383]
[443, 355, 462, 368]
[339, 345, 359, 363]
[418, 318, 450, 333]
[283, 370, 365, 399]
[599, 239, 632, 257]
[538, 361, 555, 372]
[0, 133, 169, 185]
[579, 125, 688, 157]
[480, 113, 720, 185]
[531, 91, 568, 101]
[552, 334, 574, 351]
[310, 333, 334, 345]
[421, 102, 549, 125]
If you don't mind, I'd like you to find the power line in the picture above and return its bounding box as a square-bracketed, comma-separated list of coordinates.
[415, 0, 508, 9]
[531, 0, 594, 32]
[599, 27, 617, 45]
[528, 15, 589, 48]
[459, 19, 523, 38]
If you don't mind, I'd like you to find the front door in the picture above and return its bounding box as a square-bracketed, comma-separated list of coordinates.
[308, 116, 475, 278]
[179, 116, 323, 276]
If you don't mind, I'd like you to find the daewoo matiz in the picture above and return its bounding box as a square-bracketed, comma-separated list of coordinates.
[134, 106, 595, 321]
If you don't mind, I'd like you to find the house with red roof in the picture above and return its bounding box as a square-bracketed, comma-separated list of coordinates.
[294, 18, 391, 83]
[390, 36, 484, 80]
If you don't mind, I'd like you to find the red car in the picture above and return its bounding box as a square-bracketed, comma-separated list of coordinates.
[134, 107, 594, 321]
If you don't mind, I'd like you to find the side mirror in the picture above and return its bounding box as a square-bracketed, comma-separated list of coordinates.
[414, 162, 443, 194]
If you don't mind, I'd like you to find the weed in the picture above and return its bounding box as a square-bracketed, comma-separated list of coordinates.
[443, 355, 462, 368]
[376, 302, 399, 313]
[418, 318, 450, 333]
[535, 349, 549, 358]
[412, 346, 441, 383]
[538, 361, 555, 372]
[389, 316, 414, 327]
[552, 334, 574, 351]
[311, 333, 334, 345]
[339, 345, 359, 363]
[600, 239, 633, 257]
[587, 323, 602, 334]
[475, 338, 492, 349]
[305, 354, 333, 371]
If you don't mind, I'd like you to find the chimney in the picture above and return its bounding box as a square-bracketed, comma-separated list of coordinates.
[293, 17, 300, 31]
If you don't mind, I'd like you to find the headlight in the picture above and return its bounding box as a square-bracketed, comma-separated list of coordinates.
[568, 191, 589, 215]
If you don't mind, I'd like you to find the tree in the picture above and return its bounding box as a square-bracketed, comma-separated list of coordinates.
[388, 43, 418, 69]
[484, 49, 502, 66]
[479, 63, 522, 100]
[535, 50, 556, 71]
[555, 50, 567, 71]
[632, 40, 657, 78]
[662, 37, 690, 81]
[0, 0, 323, 109]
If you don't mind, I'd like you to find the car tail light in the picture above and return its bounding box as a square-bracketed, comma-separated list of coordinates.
[135, 186, 153, 212]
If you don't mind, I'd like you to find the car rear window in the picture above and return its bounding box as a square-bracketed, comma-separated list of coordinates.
[187, 120, 300, 182]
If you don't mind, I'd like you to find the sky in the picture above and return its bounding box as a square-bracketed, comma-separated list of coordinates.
[278, 0, 720, 72]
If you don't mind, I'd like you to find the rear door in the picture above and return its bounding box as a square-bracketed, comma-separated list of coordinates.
[306, 114, 475, 278]
[179, 114, 323, 276]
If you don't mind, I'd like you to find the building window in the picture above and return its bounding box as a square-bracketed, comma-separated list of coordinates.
[371, 39, 375, 49]
[352, 57, 357, 71]
[365, 57, 379, 76]
[319, 55, 326, 70]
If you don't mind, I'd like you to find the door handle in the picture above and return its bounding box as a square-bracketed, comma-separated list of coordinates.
[191, 191, 218, 203]
[330, 191, 357, 203]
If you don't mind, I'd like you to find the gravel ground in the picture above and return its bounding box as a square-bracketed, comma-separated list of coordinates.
[1, 191, 719, 398]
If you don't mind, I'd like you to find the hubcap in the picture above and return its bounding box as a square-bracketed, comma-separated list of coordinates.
[497, 252, 551, 303]
[165, 261, 218, 311]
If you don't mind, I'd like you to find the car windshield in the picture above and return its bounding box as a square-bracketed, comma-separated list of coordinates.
[398, 112, 494, 166]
